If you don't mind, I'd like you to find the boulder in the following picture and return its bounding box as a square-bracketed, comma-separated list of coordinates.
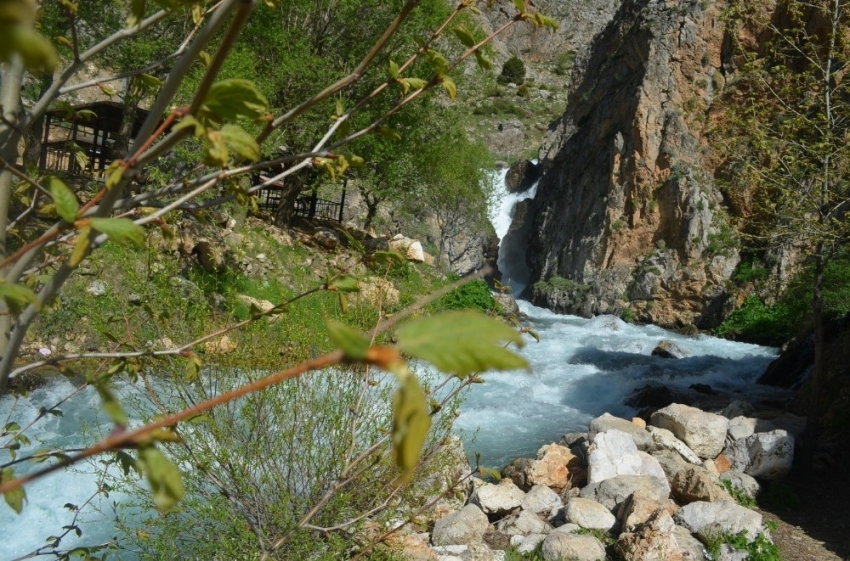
[726, 417, 778, 441]
[389, 234, 425, 262]
[588, 430, 643, 483]
[674, 500, 763, 541]
[503, 444, 583, 492]
[719, 471, 761, 501]
[616, 490, 678, 532]
[650, 404, 729, 459]
[313, 228, 339, 250]
[564, 497, 617, 531]
[496, 293, 521, 317]
[431, 505, 489, 546]
[590, 413, 652, 450]
[496, 509, 551, 536]
[541, 532, 607, 561]
[651, 340, 690, 359]
[204, 334, 237, 354]
[580, 475, 671, 513]
[505, 159, 540, 194]
[672, 525, 708, 560]
[670, 466, 733, 504]
[469, 479, 525, 516]
[616, 510, 688, 561]
[721, 400, 755, 419]
[521, 484, 563, 515]
[510, 533, 547, 554]
[432, 543, 501, 561]
[647, 426, 702, 465]
[723, 430, 794, 481]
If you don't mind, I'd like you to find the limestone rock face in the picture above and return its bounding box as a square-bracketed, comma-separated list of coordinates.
[503, 444, 582, 492]
[496, 509, 551, 537]
[588, 430, 644, 483]
[674, 500, 763, 541]
[590, 413, 652, 450]
[564, 497, 617, 531]
[650, 404, 729, 460]
[523, 0, 741, 329]
[389, 234, 425, 263]
[647, 426, 703, 465]
[670, 466, 733, 504]
[432, 504, 489, 546]
[580, 475, 671, 513]
[521, 484, 563, 515]
[505, 159, 541, 194]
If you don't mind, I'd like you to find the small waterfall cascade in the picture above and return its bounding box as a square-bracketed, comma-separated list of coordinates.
[487, 167, 538, 295]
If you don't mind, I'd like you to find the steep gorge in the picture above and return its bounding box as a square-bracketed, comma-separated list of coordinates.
[521, 0, 742, 329]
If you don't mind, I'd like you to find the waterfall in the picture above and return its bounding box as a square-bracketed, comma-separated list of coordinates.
[488, 167, 538, 295]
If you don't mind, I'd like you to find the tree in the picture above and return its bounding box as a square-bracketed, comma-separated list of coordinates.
[0, 0, 557, 556]
[722, 0, 850, 468]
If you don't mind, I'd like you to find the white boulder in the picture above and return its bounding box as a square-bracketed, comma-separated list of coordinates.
[650, 404, 729, 459]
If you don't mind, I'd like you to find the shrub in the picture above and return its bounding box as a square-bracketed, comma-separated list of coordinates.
[434, 279, 496, 314]
[498, 55, 526, 85]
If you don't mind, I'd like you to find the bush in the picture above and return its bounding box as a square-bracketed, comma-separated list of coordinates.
[498, 55, 526, 85]
[434, 279, 496, 314]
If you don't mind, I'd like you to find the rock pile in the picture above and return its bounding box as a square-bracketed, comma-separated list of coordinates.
[408, 403, 794, 561]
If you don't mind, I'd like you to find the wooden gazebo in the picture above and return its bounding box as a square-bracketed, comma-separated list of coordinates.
[39, 101, 150, 175]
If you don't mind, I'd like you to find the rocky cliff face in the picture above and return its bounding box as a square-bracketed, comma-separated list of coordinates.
[524, 0, 740, 329]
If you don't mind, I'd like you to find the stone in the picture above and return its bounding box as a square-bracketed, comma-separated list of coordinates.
[713, 454, 733, 473]
[521, 484, 563, 515]
[496, 509, 550, 536]
[616, 491, 678, 532]
[313, 229, 339, 250]
[672, 525, 708, 560]
[503, 444, 582, 492]
[564, 497, 617, 531]
[650, 404, 729, 459]
[431, 505, 489, 546]
[588, 430, 643, 483]
[719, 471, 761, 501]
[505, 159, 540, 194]
[204, 334, 237, 354]
[727, 417, 778, 441]
[721, 400, 754, 419]
[510, 533, 547, 554]
[632, 417, 647, 429]
[541, 532, 607, 561]
[469, 479, 525, 516]
[723, 430, 794, 481]
[648, 426, 703, 465]
[236, 295, 279, 320]
[580, 475, 671, 513]
[652, 340, 690, 359]
[357, 277, 400, 308]
[589, 413, 652, 450]
[496, 293, 520, 317]
[670, 466, 733, 504]
[389, 234, 425, 263]
[674, 500, 763, 541]
[616, 510, 689, 561]
[87, 280, 107, 296]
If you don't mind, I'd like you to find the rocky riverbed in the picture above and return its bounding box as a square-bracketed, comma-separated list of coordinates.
[391, 401, 806, 561]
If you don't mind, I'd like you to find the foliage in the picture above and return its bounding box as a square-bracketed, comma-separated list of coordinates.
[721, 479, 758, 508]
[704, 530, 780, 561]
[433, 279, 496, 314]
[498, 55, 526, 85]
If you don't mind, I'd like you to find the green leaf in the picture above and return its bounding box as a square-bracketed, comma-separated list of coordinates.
[404, 77, 428, 92]
[326, 320, 370, 360]
[174, 115, 205, 137]
[453, 25, 476, 48]
[90, 218, 145, 248]
[329, 275, 360, 293]
[474, 51, 493, 71]
[392, 373, 431, 482]
[441, 77, 457, 100]
[105, 161, 124, 190]
[219, 123, 260, 162]
[0, 24, 58, 74]
[425, 49, 449, 75]
[1, 467, 26, 514]
[69, 226, 90, 268]
[115, 451, 139, 477]
[139, 73, 163, 89]
[4, 422, 21, 433]
[185, 354, 202, 382]
[137, 445, 184, 511]
[49, 177, 78, 223]
[95, 383, 128, 426]
[389, 60, 400, 79]
[201, 79, 269, 123]
[0, 281, 39, 314]
[396, 310, 528, 377]
[75, 109, 98, 121]
[478, 466, 502, 481]
[205, 129, 229, 166]
[512, 0, 526, 13]
[376, 126, 401, 141]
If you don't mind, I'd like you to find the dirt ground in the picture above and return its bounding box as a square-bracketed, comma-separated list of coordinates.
[758, 463, 850, 561]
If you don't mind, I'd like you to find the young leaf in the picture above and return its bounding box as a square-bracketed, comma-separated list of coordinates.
[137, 445, 184, 511]
[441, 77, 457, 100]
[396, 310, 528, 377]
[90, 218, 144, 248]
[0, 281, 39, 314]
[69, 226, 90, 267]
[512, 0, 526, 13]
[95, 384, 128, 426]
[453, 25, 476, 48]
[389, 60, 399, 79]
[478, 466, 502, 481]
[204, 129, 229, 166]
[0, 24, 58, 74]
[376, 126, 402, 141]
[1, 467, 26, 514]
[329, 275, 359, 293]
[475, 51, 493, 71]
[104, 161, 124, 190]
[48, 177, 78, 223]
[425, 49, 449, 75]
[325, 320, 370, 360]
[185, 354, 202, 382]
[219, 123, 260, 161]
[201, 79, 270, 123]
[392, 374, 431, 482]
[404, 77, 428, 91]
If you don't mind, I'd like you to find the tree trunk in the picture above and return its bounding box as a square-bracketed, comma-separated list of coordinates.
[22, 75, 54, 168]
[364, 193, 379, 231]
